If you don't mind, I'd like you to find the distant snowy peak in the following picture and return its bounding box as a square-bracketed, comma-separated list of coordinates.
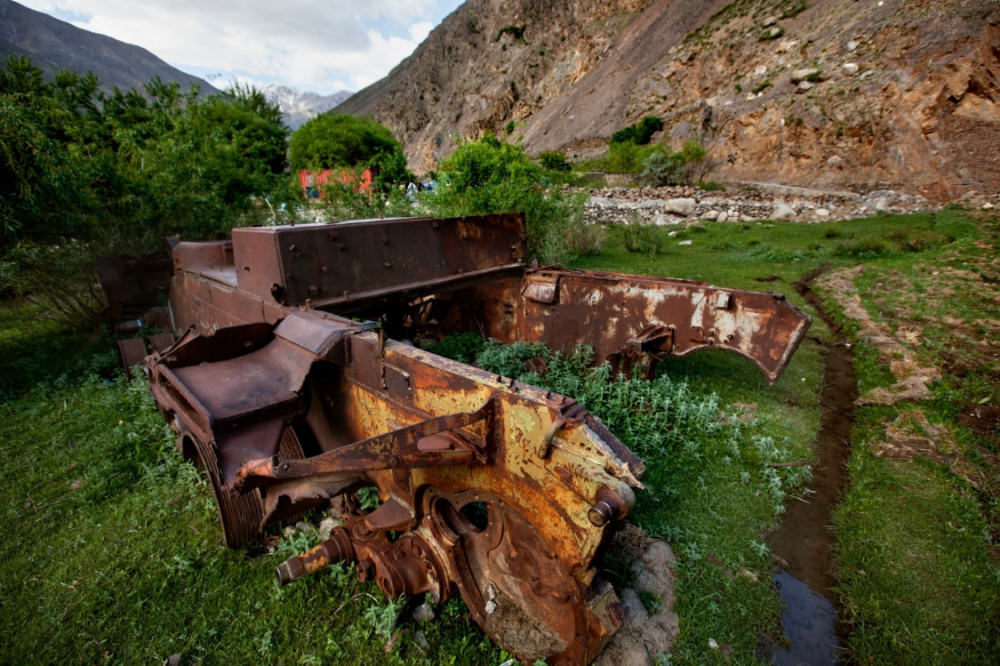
[261, 84, 352, 129]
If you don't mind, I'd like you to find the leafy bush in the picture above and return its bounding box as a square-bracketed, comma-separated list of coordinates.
[611, 116, 664, 145]
[623, 214, 662, 257]
[640, 140, 712, 186]
[288, 113, 409, 190]
[424, 136, 585, 264]
[538, 150, 571, 172]
[423, 331, 485, 364]
[316, 179, 413, 222]
[584, 141, 661, 174]
[1, 57, 289, 253]
[565, 219, 606, 256]
[474, 341, 739, 471]
[2, 240, 106, 328]
[834, 239, 894, 259]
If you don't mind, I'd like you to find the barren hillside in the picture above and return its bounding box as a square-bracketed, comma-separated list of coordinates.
[337, 0, 1000, 200]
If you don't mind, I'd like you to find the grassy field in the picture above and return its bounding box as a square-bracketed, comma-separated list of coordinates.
[1, 209, 997, 664]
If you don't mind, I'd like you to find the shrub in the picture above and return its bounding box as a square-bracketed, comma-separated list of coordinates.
[424, 136, 585, 264]
[640, 140, 712, 186]
[495, 25, 526, 41]
[538, 150, 571, 172]
[566, 219, 606, 256]
[2, 240, 106, 328]
[623, 214, 661, 257]
[611, 116, 664, 145]
[289, 113, 409, 190]
[834, 240, 893, 259]
[585, 141, 661, 174]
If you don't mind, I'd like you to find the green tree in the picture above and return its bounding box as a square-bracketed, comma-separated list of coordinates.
[1, 57, 290, 251]
[288, 113, 409, 189]
[425, 136, 585, 264]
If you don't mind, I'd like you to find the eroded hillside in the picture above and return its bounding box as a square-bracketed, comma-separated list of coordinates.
[338, 0, 1000, 200]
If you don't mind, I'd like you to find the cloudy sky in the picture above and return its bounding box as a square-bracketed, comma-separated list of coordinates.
[19, 0, 465, 94]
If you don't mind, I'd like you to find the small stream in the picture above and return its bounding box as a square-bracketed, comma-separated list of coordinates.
[763, 270, 858, 664]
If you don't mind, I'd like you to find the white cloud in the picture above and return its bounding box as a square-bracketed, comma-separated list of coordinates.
[19, 0, 464, 94]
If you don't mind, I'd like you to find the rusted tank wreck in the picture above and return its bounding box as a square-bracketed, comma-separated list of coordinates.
[133, 213, 808, 664]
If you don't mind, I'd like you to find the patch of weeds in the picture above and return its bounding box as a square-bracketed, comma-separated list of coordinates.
[422, 330, 485, 364]
[834, 239, 894, 259]
[566, 219, 606, 257]
[640, 590, 662, 615]
[779, 1, 809, 19]
[752, 79, 773, 94]
[623, 215, 662, 257]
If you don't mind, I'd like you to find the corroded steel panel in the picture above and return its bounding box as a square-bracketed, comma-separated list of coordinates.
[232, 214, 526, 307]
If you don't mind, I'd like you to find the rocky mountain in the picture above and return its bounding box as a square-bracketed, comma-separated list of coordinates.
[261, 84, 352, 129]
[0, 0, 216, 95]
[337, 0, 1000, 200]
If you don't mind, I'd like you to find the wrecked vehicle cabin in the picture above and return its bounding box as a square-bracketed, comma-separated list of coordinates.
[125, 213, 809, 664]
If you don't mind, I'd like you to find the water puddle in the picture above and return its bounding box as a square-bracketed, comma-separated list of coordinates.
[771, 570, 841, 665]
[763, 269, 857, 664]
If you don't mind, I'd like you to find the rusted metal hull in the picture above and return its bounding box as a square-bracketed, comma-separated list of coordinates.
[138, 214, 809, 664]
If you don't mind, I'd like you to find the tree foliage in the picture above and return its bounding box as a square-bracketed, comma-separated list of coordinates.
[610, 115, 663, 145]
[0, 56, 289, 252]
[423, 136, 585, 264]
[288, 113, 409, 189]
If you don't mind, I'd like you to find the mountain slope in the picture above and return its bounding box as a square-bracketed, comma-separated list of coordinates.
[261, 84, 352, 129]
[0, 0, 216, 95]
[338, 0, 1000, 199]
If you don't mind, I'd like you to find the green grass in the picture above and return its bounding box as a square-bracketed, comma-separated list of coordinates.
[569, 209, 998, 663]
[834, 448, 999, 664]
[2, 209, 997, 664]
[0, 304, 504, 665]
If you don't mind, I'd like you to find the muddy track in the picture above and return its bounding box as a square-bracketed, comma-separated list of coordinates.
[766, 266, 858, 663]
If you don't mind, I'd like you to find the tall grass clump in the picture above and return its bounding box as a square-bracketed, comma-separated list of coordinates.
[622, 213, 661, 257]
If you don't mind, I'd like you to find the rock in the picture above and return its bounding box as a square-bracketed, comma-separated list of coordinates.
[873, 196, 892, 212]
[663, 197, 696, 216]
[982, 202, 995, 210]
[842, 62, 859, 75]
[754, 65, 768, 76]
[593, 525, 679, 666]
[796, 81, 814, 93]
[815, 208, 831, 218]
[847, 40, 859, 52]
[827, 154, 845, 169]
[762, 16, 778, 27]
[702, 210, 719, 221]
[790, 67, 822, 83]
[412, 603, 435, 623]
[717, 212, 728, 222]
[318, 516, 338, 540]
[776, 39, 798, 53]
[763, 26, 783, 39]
[771, 202, 796, 220]
[678, 240, 693, 246]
